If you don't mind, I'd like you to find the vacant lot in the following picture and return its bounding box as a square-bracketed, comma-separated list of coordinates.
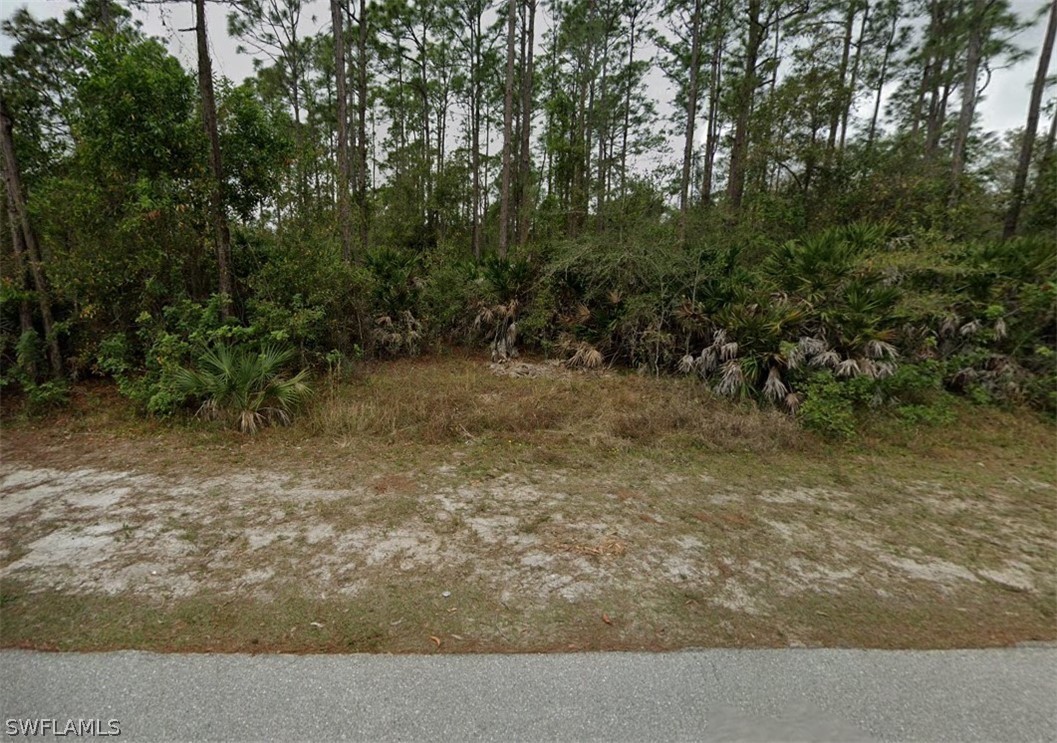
[1, 356, 1054, 653]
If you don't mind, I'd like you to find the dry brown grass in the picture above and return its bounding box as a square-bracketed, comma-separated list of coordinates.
[303, 355, 803, 454]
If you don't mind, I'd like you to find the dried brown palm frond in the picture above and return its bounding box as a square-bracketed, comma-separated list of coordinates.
[798, 336, 828, 356]
[472, 304, 496, 331]
[812, 350, 841, 369]
[196, 398, 222, 421]
[874, 361, 897, 379]
[491, 321, 519, 362]
[678, 354, 696, 374]
[784, 391, 803, 414]
[608, 289, 624, 305]
[857, 357, 879, 379]
[993, 317, 1007, 340]
[698, 348, 718, 374]
[866, 340, 899, 359]
[560, 303, 591, 326]
[762, 367, 788, 403]
[720, 341, 739, 361]
[565, 341, 604, 370]
[237, 409, 264, 435]
[712, 328, 727, 345]
[959, 319, 982, 337]
[715, 359, 744, 397]
[940, 314, 960, 337]
[372, 311, 423, 356]
[836, 358, 860, 377]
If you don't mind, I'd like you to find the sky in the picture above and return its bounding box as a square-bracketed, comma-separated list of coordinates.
[1, 0, 1054, 137]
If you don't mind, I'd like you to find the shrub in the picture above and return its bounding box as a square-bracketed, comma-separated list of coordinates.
[170, 343, 312, 433]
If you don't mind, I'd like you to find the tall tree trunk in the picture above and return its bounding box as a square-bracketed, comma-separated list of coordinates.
[726, 0, 763, 210]
[1043, 109, 1057, 166]
[194, 0, 233, 319]
[471, 7, 483, 261]
[913, 0, 940, 139]
[357, 0, 370, 253]
[1004, 0, 1056, 238]
[0, 98, 62, 378]
[332, 0, 353, 262]
[867, 8, 897, 151]
[827, 4, 856, 157]
[4, 187, 38, 381]
[950, 0, 987, 199]
[499, 0, 517, 258]
[923, 2, 950, 159]
[594, 21, 612, 230]
[619, 3, 639, 209]
[701, 5, 725, 207]
[679, 0, 703, 242]
[517, 0, 536, 247]
[839, 4, 870, 155]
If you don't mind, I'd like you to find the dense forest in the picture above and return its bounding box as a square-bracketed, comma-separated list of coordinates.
[1, 0, 1054, 435]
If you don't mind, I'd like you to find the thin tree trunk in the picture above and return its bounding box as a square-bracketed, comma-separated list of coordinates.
[923, 2, 950, 159]
[4, 187, 37, 380]
[357, 0, 370, 253]
[839, 4, 870, 155]
[913, 0, 941, 139]
[726, 0, 762, 210]
[194, 0, 233, 319]
[1004, 0, 1056, 238]
[332, 0, 353, 262]
[827, 4, 856, 157]
[583, 53, 597, 234]
[619, 4, 638, 208]
[471, 7, 482, 261]
[867, 8, 897, 151]
[701, 5, 725, 207]
[1043, 110, 1057, 166]
[499, 0, 516, 258]
[517, 0, 536, 247]
[950, 0, 987, 199]
[679, 0, 703, 242]
[0, 98, 62, 378]
[595, 23, 611, 229]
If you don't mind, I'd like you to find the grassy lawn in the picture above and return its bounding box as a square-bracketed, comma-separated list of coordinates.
[1, 354, 1054, 653]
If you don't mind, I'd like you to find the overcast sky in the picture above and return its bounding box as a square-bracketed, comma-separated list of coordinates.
[2, 0, 1054, 136]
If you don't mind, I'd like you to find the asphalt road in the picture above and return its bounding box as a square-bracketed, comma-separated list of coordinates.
[1, 648, 1054, 742]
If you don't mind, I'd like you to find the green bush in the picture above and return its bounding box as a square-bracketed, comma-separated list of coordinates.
[798, 374, 859, 439]
[798, 361, 956, 438]
[170, 342, 312, 433]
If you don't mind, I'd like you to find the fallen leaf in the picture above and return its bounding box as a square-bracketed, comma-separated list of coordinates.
[429, 635, 442, 647]
[602, 613, 613, 625]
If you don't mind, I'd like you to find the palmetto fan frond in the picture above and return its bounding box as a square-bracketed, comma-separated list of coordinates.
[171, 343, 312, 433]
[866, 340, 899, 359]
[762, 367, 788, 403]
[993, 317, 1008, 340]
[836, 358, 860, 377]
[715, 359, 745, 397]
